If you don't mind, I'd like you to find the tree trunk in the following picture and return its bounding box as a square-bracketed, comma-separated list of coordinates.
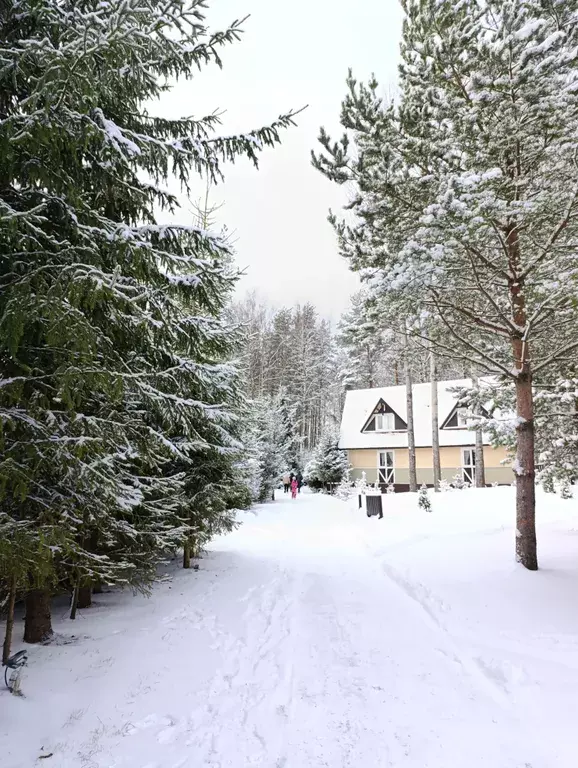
[475, 428, 486, 488]
[403, 325, 418, 492]
[183, 542, 191, 569]
[507, 214, 537, 570]
[93, 581, 103, 594]
[472, 375, 486, 488]
[2, 575, 17, 664]
[77, 586, 92, 609]
[515, 373, 537, 570]
[430, 344, 441, 492]
[70, 583, 80, 620]
[24, 589, 53, 643]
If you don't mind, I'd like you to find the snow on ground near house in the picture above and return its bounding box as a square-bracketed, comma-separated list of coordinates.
[2, 487, 578, 767]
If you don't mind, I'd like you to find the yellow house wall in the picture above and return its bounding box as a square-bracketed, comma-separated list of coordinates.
[347, 445, 509, 469]
[346, 445, 511, 474]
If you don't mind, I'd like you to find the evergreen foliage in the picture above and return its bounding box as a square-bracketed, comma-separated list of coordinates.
[0, 0, 295, 645]
[305, 429, 349, 491]
[418, 484, 431, 512]
[314, 0, 578, 569]
[230, 297, 341, 452]
[246, 395, 293, 503]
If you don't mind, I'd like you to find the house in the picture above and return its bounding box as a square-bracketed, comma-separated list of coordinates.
[339, 379, 511, 491]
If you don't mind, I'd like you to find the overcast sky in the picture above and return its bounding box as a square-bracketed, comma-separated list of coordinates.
[161, 0, 404, 323]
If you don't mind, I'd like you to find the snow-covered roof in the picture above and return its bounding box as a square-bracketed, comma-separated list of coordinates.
[339, 379, 492, 450]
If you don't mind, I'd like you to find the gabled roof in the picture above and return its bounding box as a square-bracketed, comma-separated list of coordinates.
[339, 378, 495, 450]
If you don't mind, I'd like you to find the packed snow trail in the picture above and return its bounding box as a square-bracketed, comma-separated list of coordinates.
[0, 490, 569, 767]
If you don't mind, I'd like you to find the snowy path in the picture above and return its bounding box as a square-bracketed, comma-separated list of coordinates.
[2, 489, 576, 767]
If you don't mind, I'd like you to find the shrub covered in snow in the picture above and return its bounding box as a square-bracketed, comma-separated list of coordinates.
[418, 484, 432, 512]
[335, 471, 355, 501]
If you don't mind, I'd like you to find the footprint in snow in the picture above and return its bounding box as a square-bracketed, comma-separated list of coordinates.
[125, 713, 175, 735]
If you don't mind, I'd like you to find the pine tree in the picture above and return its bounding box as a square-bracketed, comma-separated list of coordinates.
[305, 428, 349, 492]
[0, 0, 297, 642]
[247, 395, 293, 503]
[314, 0, 578, 570]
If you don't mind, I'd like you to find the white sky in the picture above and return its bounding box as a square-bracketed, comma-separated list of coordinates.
[161, 0, 404, 323]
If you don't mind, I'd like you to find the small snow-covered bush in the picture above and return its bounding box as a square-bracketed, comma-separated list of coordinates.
[418, 484, 431, 512]
[354, 472, 368, 495]
[335, 471, 355, 501]
[542, 475, 555, 494]
[452, 473, 466, 490]
[386, 483, 395, 495]
[560, 482, 573, 500]
[438, 478, 451, 492]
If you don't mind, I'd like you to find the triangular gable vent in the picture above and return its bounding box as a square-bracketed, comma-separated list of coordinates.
[362, 398, 407, 433]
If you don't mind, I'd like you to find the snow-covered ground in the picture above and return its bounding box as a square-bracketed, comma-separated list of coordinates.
[2, 487, 578, 767]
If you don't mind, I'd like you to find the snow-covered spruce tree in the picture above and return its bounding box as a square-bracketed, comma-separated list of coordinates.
[337, 291, 390, 390]
[247, 394, 293, 503]
[314, 0, 578, 570]
[305, 428, 349, 492]
[335, 466, 354, 501]
[0, 0, 297, 639]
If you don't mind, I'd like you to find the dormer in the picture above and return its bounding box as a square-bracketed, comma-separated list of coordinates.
[442, 404, 488, 429]
[362, 399, 407, 433]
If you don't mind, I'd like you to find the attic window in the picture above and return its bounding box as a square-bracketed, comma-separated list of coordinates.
[444, 406, 469, 429]
[375, 412, 395, 432]
[362, 398, 407, 433]
[457, 408, 468, 426]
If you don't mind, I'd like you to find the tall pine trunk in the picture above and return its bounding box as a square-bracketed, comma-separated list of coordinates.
[430, 344, 441, 492]
[24, 589, 53, 643]
[403, 325, 418, 492]
[472, 375, 486, 488]
[508, 222, 537, 570]
[2, 575, 17, 664]
[515, 372, 537, 569]
[475, 428, 486, 488]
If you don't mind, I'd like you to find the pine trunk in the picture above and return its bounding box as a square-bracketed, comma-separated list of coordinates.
[77, 586, 92, 609]
[2, 575, 17, 664]
[472, 375, 486, 488]
[70, 583, 80, 620]
[24, 589, 53, 643]
[430, 345, 441, 492]
[515, 373, 537, 570]
[507, 217, 537, 570]
[93, 581, 103, 594]
[183, 542, 191, 569]
[475, 428, 486, 488]
[403, 325, 418, 492]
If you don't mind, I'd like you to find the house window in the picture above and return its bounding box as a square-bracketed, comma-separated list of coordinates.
[375, 412, 395, 432]
[378, 451, 395, 485]
[462, 448, 476, 485]
[457, 408, 469, 427]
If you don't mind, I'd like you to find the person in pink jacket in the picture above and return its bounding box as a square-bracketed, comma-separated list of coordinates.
[290, 477, 298, 499]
